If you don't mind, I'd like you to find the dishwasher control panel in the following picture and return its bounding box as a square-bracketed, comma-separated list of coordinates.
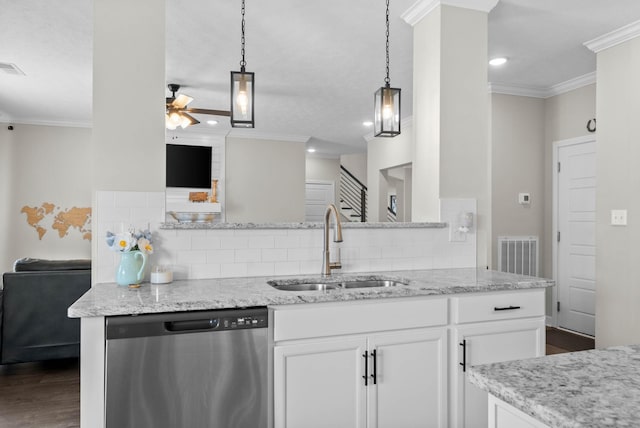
[106, 307, 269, 339]
[222, 314, 268, 330]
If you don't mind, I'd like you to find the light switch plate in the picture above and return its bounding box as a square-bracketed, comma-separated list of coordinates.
[611, 209, 627, 226]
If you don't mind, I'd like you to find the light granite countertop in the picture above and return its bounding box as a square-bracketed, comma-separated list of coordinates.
[68, 268, 552, 318]
[468, 345, 640, 428]
[160, 221, 447, 230]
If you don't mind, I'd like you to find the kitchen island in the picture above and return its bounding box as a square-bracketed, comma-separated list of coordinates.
[468, 344, 640, 427]
[68, 267, 552, 316]
[69, 268, 553, 428]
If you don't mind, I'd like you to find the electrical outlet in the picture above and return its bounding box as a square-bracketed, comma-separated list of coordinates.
[611, 209, 627, 226]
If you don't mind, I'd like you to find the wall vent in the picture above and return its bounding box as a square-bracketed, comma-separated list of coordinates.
[0, 62, 26, 76]
[498, 236, 538, 276]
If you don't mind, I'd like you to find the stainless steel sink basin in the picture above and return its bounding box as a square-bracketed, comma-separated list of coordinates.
[270, 283, 338, 291]
[268, 278, 407, 291]
[340, 280, 404, 288]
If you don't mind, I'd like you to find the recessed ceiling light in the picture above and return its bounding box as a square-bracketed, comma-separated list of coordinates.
[489, 57, 507, 66]
[307, 148, 316, 153]
[206, 120, 219, 126]
[363, 121, 374, 127]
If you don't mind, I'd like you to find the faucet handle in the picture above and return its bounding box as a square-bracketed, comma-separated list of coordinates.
[330, 248, 342, 270]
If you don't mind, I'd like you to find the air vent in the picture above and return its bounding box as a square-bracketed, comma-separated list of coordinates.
[498, 236, 539, 276]
[0, 62, 26, 76]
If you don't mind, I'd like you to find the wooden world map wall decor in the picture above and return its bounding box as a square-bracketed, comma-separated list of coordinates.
[21, 203, 92, 241]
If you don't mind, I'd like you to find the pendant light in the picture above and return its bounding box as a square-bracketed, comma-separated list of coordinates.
[230, 0, 255, 128]
[374, 0, 401, 137]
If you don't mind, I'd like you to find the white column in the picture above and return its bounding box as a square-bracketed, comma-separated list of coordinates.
[403, 0, 497, 267]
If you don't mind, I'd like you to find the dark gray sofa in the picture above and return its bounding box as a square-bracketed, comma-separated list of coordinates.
[1, 258, 91, 364]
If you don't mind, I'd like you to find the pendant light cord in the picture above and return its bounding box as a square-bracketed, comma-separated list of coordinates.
[240, 0, 247, 71]
[384, 0, 390, 86]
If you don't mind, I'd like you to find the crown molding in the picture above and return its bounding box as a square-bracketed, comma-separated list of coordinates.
[584, 19, 640, 53]
[0, 118, 92, 128]
[546, 72, 596, 97]
[226, 129, 310, 143]
[488, 83, 548, 99]
[402, 0, 499, 26]
[489, 72, 597, 99]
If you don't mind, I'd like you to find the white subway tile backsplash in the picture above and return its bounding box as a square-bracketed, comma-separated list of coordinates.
[95, 191, 477, 284]
[235, 249, 262, 263]
[191, 263, 221, 279]
[247, 262, 275, 277]
[220, 236, 249, 249]
[249, 236, 275, 249]
[206, 249, 235, 264]
[177, 250, 207, 265]
[262, 248, 288, 262]
[221, 263, 248, 278]
[192, 236, 221, 250]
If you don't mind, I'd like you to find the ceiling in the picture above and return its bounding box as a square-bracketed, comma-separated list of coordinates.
[2, 0, 640, 156]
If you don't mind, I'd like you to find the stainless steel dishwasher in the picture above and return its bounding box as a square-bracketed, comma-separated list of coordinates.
[105, 307, 268, 428]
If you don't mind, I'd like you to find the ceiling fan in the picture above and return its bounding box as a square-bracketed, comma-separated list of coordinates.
[165, 83, 230, 130]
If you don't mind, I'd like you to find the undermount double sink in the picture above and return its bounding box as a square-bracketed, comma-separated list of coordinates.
[268, 279, 407, 291]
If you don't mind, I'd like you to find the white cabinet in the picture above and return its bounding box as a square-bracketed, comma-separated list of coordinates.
[271, 289, 547, 428]
[272, 298, 448, 428]
[488, 395, 550, 428]
[450, 290, 546, 428]
[274, 337, 367, 428]
[368, 329, 447, 428]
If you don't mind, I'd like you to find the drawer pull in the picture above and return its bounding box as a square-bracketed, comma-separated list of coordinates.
[494, 305, 521, 311]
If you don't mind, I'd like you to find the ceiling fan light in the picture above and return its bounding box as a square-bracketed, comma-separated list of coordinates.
[165, 114, 177, 130]
[230, 70, 255, 128]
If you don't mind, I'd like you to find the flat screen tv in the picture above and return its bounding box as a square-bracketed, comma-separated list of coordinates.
[166, 144, 212, 189]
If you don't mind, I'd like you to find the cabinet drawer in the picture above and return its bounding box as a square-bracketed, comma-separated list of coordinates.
[273, 297, 447, 342]
[451, 289, 544, 324]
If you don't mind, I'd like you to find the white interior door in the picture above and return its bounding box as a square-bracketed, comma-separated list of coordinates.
[305, 181, 335, 221]
[557, 140, 596, 336]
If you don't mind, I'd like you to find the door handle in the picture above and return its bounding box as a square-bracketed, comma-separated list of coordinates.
[370, 349, 377, 385]
[164, 319, 219, 332]
[459, 339, 467, 372]
[362, 351, 369, 386]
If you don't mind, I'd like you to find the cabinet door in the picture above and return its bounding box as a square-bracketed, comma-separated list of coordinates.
[451, 318, 545, 428]
[368, 328, 448, 428]
[274, 337, 367, 428]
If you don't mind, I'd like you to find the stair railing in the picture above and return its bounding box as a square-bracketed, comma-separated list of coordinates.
[339, 165, 367, 222]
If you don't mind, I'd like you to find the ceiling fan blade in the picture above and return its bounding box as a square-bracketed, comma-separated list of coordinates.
[172, 94, 194, 109]
[187, 107, 231, 117]
[179, 112, 200, 128]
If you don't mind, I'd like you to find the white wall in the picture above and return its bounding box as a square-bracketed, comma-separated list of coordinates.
[225, 137, 305, 222]
[0, 124, 92, 273]
[594, 38, 640, 348]
[340, 152, 367, 184]
[367, 122, 414, 222]
[305, 156, 341, 207]
[491, 94, 545, 273]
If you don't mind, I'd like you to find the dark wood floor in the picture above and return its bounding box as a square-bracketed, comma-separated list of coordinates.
[546, 326, 595, 355]
[0, 328, 594, 427]
[0, 358, 79, 428]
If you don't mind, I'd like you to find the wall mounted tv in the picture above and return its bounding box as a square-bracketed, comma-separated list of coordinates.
[166, 144, 212, 189]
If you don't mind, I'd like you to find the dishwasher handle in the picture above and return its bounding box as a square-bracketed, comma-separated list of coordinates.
[164, 318, 219, 332]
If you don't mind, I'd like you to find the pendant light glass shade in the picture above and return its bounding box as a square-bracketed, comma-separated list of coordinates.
[374, 85, 401, 137]
[230, 69, 254, 128]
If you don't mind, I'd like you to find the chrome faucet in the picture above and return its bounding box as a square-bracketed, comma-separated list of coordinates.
[322, 204, 343, 276]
